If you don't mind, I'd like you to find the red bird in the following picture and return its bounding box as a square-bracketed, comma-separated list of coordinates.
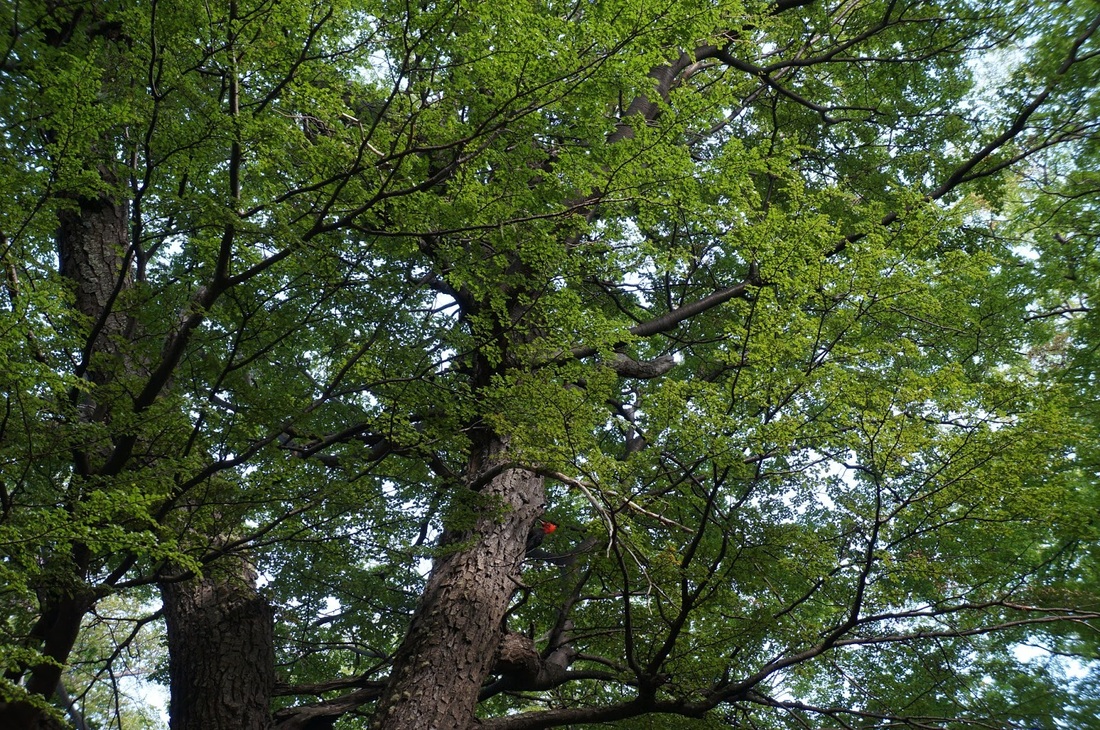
[525, 521, 573, 565]
[525, 520, 557, 555]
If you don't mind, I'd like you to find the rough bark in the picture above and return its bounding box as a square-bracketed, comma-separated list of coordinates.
[57, 176, 132, 377]
[373, 439, 545, 730]
[161, 555, 275, 730]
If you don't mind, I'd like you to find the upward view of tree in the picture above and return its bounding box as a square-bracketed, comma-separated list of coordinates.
[1, 0, 1099, 728]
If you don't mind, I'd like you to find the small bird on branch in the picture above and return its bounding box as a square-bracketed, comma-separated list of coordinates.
[525, 521, 574, 566]
[525, 520, 557, 554]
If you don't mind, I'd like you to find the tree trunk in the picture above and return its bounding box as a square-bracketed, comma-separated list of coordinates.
[5, 8, 279, 729]
[0, 588, 91, 730]
[57, 181, 132, 369]
[0, 172, 132, 727]
[160, 554, 275, 730]
[0, 701, 67, 730]
[374, 438, 545, 730]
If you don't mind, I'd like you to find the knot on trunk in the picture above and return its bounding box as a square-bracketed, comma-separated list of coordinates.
[482, 627, 577, 700]
[493, 631, 540, 677]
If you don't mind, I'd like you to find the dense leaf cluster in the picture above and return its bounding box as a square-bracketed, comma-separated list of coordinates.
[1, 0, 1098, 727]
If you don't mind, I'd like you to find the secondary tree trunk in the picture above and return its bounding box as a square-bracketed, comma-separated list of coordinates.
[161, 555, 275, 730]
[374, 438, 545, 730]
[0, 168, 132, 727]
[57, 178, 132, 370]
[0, 582, 92, 730]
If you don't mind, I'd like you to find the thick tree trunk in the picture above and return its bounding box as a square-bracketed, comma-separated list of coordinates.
[374, 439, 545, 730]
[57, 182, 132, 362]
[160, 555, 275, 730]
[0, 589, 91, 730]
[4, 8, 280, 729]
[0, 174, 132, 727]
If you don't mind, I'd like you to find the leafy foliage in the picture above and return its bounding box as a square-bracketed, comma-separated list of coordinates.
[0, 0, 1098, 727]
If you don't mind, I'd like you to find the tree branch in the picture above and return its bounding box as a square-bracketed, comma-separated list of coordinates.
[569, 264, 760, 360]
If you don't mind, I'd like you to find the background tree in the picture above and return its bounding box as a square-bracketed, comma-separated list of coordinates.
[1, 0, 1098, 728]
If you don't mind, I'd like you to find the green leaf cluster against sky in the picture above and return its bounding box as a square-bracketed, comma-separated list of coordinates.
[1, 0, 1099, 727]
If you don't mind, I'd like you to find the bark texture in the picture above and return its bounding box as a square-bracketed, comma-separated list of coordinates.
[161, 556, 275, 730]
[57, 179, 132, 365]
[374, 440, 545, 730]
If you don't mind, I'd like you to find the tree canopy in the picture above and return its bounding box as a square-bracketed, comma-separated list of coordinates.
[1, 0, 1099, 728]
